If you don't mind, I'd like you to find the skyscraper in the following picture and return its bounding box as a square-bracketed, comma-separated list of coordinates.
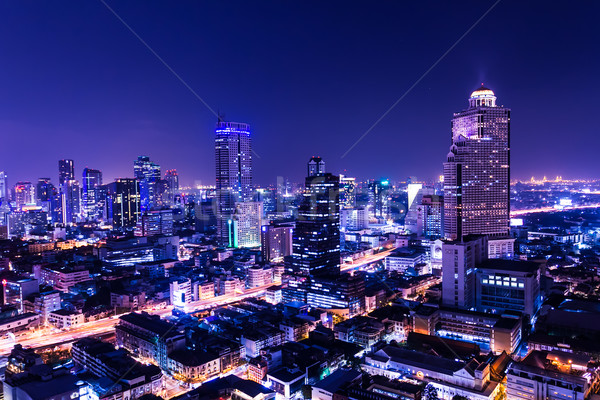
[261, 222, 293, 263]
[444, 85, 510, 240]
[339, 175, 356, 209]
[14, 182, 35, 210]
[36, 178, 53, 203]
[82, 168, 103, 219]
[0, 172, 7, 202]
[307, 156, 325, 177]
[104, 179, 141, 229]
[215, 120, 252, 245]
[134, 156, 161, 212]
[368, 179, 390, 221]
[163, 169, 179, 206]
[441, 235, 487, 309]
[230, 201, 263, 248]
[58, 159, 74, 186]
[61, 180, 80, 224]
[291, 157, 340, 277]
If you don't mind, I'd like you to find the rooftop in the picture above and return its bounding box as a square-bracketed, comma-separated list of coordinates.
[479, 259, 539, 273]
[314, 369, 361, 393]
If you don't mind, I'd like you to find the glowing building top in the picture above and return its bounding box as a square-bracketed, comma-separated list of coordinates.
[468, 84, 497, 108]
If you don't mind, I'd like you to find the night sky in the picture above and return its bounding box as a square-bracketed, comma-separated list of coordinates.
[0, 1, 598, 187]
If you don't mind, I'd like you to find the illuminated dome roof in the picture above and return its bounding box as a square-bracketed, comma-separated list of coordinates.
[470, 85, 495, 98]
[468, 84, 497, 107]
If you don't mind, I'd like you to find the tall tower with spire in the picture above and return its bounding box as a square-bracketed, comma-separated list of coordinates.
[443, 85, 510, 240]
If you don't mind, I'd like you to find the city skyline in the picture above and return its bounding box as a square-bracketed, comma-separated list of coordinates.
[0, 2, 598, 186]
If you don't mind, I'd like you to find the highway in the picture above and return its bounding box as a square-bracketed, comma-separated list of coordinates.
[2, 283, 276, 356]
[3, 249, 396, 356]
[511, 203, 600, 216]
[340, 248, 395, 272]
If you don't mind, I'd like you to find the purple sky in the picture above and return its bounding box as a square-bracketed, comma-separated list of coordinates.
[0, 1, 598, 187]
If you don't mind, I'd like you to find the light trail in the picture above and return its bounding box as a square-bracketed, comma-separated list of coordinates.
[5, 250, 395, 355]
[511, 203, 600, 216]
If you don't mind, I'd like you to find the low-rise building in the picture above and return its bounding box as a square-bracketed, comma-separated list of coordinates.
[334, 316, 385, 350]
[116, 312, 185, 370]
[167, 350, 220, 382]
[506, 350, 600, 400]
[266, 367, 305, 400]
[111, 290, 146, 311]
[363, 345, 500, 400]
[0, 313, 39, 337]
[47, 309, 84, 329]
[22, 290, 61, 325]
[241, 327, 285, 359]
[41, 266, 90, 293]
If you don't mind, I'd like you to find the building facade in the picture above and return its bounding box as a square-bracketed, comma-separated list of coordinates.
[215, 120, 253, 245]
[444, 86, 510, 240]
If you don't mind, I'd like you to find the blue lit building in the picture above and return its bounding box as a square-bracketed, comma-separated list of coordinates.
[215, 119, 253, 246]
[82, 168, 103, 219]
[134, 156, 161, 212]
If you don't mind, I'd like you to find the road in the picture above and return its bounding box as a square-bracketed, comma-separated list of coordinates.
[3, 283, 276, 356]
[4, 250, 396, 356]
[341, 248, 395, 272]
[511, 203, 600, 216]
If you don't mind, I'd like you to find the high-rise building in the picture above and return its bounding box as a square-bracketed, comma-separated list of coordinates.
[444, 85, 510, 240]
[35, 178, 53, 203]
[340, 207, 368, 231]
[135, 209, 174, 237]
[104, 179, 141, 229]
[339, 175, 356, 209]
[282, 272, 366, 317]
[404, 187, 444, 239]
[60, 180, 80, 224]
[441, 235, 487, 309]
[368, 179, 390, 221]
[0, 171, 7, 202]
[307, 156, 326, 177]
[36, 178, 54, 213]
[14, 182, 35, 210]
[291, 157, 340, 277]
[134, 156, 161, 212]
[82, 168, 103, 219]
[261, 222, 294, 262]
[215, 120, 252, 245]
[230, 201, 262, 248]
[58, 159, 75, 185]
[163, 169, 179, 206]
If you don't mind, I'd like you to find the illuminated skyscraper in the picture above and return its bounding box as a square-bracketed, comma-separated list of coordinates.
[339, 175, 356, 209]
[368, 179, 390, 221]
[215, 120, 252, 245]
[58, 159, 74, 185]
[134, 156, 161, 212]
[36, 178, 53, 203]
[163, 169, 179, 206]
[307, 156, 325, 177]
[444, 85, 510, 240]
[0, 172, 7, 202]
[61, 180, 80, 224]
[82, 168, 103, 219]
[104, 178, 140, 229]
[14, 182, 35, 210]
[291, 157, 340, 277]
[230, 201, 263, 248]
